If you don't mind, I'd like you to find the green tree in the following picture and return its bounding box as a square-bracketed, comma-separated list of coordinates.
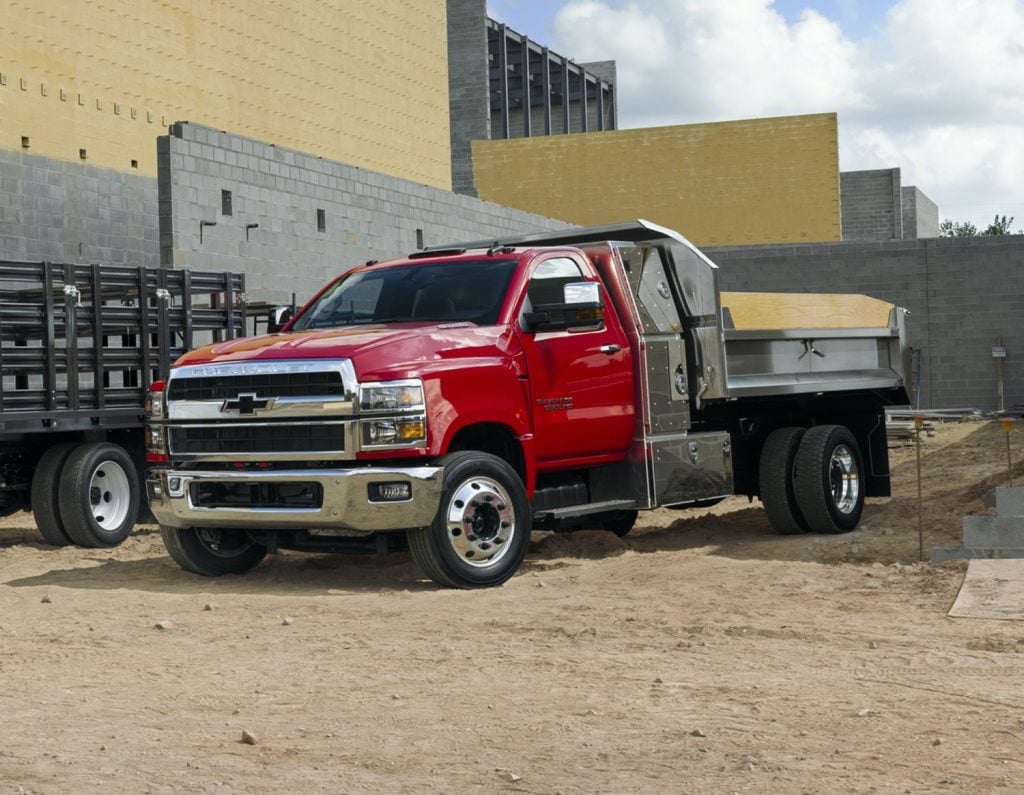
[940, 214, 1022, 236]
[938, 219, 978, 236]
[981, 214, 1016, 235]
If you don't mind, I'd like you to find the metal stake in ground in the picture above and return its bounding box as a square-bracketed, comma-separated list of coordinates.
[915, 415, 924, 562]
[1000, 417, 1015, 487]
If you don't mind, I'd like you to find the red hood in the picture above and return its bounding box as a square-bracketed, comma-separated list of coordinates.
[174, 323, 523, 381]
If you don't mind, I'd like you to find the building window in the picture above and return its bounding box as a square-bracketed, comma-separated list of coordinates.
[130, 159, 139, 169]
[317, 209, 326, 232]
[79, 149, 87, 160]
[221, 189, 233, 217]
[416, 228, 424, 249]
[21, 136, 29, 148]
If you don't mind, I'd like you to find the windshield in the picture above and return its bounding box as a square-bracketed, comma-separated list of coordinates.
[291, 259, 519, 330]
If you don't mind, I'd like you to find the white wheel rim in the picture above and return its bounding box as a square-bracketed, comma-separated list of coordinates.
[88, 459, 132, 530]
[444, 476, 516, 568]
[829, 444, 860, 514]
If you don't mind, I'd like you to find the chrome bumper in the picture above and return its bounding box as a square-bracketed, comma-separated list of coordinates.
[147, 466, 443, 532]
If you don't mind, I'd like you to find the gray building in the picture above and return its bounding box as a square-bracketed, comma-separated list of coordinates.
[840, 168, 939, 240]
[447, 0, 617, 197]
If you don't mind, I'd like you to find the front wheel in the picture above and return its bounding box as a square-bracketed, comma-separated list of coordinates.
[160, 526, 268, 576]
[793, 425, 865, 534]
[408, 452, 531, 588]
[58, 442, 140, 547]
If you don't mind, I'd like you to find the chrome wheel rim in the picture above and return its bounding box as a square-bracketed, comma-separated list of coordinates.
[444, 476, 515, 567]
[88, 459, 132, 530]
[829, 444, 860, 514]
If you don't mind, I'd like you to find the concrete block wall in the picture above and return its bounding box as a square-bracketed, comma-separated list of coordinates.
[706, 235, 1024, 410]
[902, 186, 939, 238]
[447, 0, 492, 197]
[0, 148, 158, 264]
[840, 168, 903, 240]
[158, 123, 571, 305]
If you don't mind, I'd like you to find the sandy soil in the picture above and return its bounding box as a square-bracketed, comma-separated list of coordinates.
[2, 421, 1024, 793]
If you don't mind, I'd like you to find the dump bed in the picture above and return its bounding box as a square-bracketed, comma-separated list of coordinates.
[720, 290, 910, 399]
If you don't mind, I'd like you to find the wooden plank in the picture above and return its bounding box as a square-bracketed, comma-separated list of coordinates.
[721, 291, 895, 330]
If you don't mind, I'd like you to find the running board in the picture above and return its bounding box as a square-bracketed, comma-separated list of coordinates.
[532, 499, 636, 521]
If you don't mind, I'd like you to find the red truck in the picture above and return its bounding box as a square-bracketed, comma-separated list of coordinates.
[146, 221, 910, 588]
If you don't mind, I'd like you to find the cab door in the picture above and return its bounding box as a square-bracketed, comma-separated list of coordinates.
[514, 255, 634, 465]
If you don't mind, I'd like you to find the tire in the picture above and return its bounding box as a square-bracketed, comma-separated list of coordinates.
[30, 442, 80, 546]
[408, 451, 531, 589]
[57, 442, 140, 547]
[793, 425, 865, 534]
[759, 427, 811, 535]
[601, 509, 638, 537]
[160, 525, 268, 576]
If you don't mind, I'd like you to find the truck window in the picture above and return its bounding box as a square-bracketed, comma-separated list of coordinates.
[291, 259, 518, 330]
[526, 257, 584, 307]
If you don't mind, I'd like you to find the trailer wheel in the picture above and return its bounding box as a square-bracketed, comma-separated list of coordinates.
[57, 442, 140, 547]
[793, 425, 864, 534]
[408, 451, 531, 589]
[759, 427, 811, 535]
[601, 509, 639, 537]
[160, 526, 268, 576]
[30, 442, 80, 546]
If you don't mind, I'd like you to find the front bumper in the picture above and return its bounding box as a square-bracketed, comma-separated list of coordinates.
[147, 466, 443, 532]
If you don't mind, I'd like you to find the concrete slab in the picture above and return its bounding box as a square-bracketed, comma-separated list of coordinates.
[931, 546, 1024, 563]
[948, 559, 1024, 620]
[995, 486, 1024, 517]
[962, 516, 1024, 549]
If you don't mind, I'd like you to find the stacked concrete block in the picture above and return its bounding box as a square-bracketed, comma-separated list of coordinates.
[933, 487, 1024, 561]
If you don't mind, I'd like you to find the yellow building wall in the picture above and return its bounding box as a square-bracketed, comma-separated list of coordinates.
[0, 0, 451, 188]
[472, 113, 841, 246]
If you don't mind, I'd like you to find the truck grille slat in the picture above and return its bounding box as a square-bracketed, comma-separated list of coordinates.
[167, 372, 345, 401]
[170, 424, 345, 455]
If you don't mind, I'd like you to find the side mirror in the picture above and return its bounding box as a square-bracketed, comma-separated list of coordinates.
[523, 281, 605, 332]
[266, 305, 294, 333]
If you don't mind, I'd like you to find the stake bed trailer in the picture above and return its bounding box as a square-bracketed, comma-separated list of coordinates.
[0, 260, 244, 546]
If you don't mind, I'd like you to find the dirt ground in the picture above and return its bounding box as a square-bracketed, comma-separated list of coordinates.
[2, 421, 1024, 794]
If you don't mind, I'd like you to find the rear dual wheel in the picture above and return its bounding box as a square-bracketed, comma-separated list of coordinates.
[31, 441, 140, 547]
[760, 425, 864, 535]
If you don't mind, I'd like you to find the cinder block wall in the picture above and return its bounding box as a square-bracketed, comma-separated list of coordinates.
[447, 0, 491, 197]
[840, 169, 903, 240]
[472, 113, 842, 247]
[902, 187, 939, 238]
[707, 236, 1024, 410]
[158, 123, 571, 305]
[0, 148, 158, 264]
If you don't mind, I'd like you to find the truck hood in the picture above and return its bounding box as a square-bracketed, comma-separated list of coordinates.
[174, 323, 523, 381]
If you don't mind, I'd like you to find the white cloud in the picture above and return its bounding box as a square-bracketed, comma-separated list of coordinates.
[549, 0, 1024, 228]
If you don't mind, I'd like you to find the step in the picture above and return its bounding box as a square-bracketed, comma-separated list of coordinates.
[962, 516, 1024, 548]
[931, 546, 1024, 563]
[995, 486, 1024, 517]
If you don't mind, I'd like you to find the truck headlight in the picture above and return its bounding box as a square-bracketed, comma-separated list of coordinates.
[359, 381, 424, 413]
[361, 418, 426, 447]
[146, 380, 166, 419]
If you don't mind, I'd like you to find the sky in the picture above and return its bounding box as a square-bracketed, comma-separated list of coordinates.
[486, 0, 1024, 231]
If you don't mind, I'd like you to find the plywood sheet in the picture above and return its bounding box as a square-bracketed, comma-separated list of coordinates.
[721, 291, 894, 330]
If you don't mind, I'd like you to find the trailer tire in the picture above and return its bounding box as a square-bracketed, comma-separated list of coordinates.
[793, 425, 864, 534]
[57, 442, 140, 547]
[408, 451, 531, 589]
[759, 427, 811, 535]
[31, 442, 80, 546]
[160, 526, 268, 576]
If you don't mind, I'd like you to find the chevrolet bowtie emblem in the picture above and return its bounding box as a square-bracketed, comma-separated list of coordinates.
[221, 392, 272, 415]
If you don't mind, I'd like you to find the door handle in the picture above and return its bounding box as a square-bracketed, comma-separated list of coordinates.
[600, 344, 622, 354]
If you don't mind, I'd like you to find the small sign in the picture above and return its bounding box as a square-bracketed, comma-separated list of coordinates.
[992, 346, 1007, 358]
